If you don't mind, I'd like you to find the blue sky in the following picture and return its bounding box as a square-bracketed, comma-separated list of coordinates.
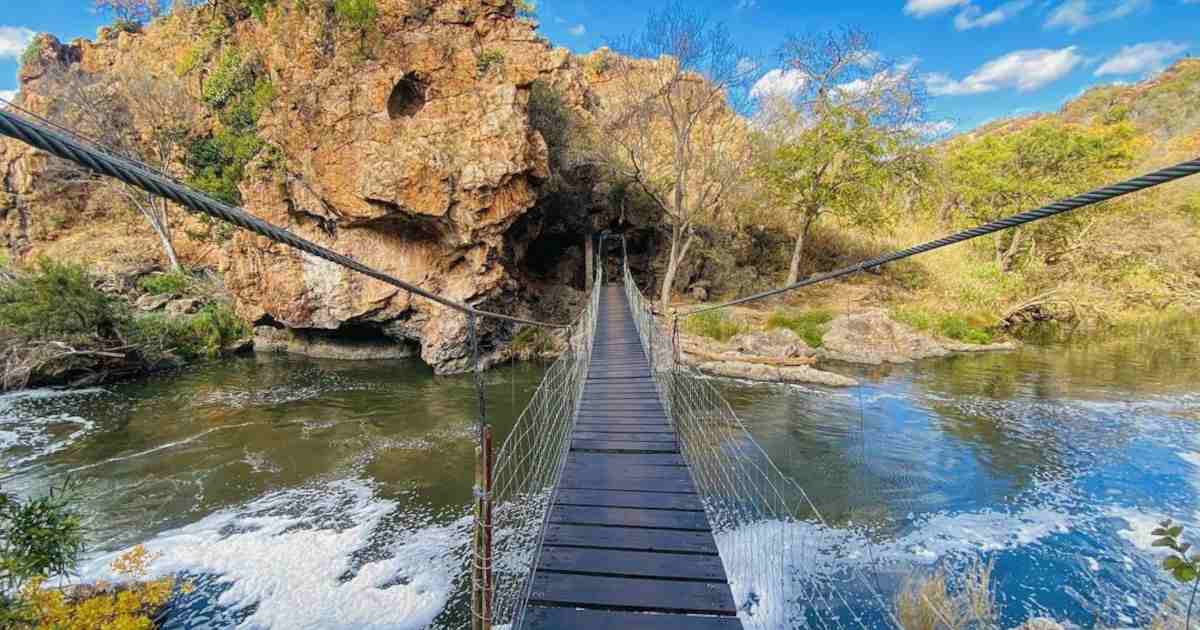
[1, 0, 1196, 132]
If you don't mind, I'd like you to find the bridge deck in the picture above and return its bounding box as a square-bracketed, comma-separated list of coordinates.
[524, 284, 742, 629]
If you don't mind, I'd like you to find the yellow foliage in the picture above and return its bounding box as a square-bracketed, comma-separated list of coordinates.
[23, 545, 179, 630]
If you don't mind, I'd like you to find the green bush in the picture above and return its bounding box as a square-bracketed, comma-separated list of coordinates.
[766, 308, 834, 348]
[514, 0, 537, 17]
[131, 302, 247, 360]
[0, 481, 85, 626]
[684, 310, 744, 343]
[20, 37, 44, 68]
[189, 49, 275, 204]
[477, 50, 505, 76]
[0, 259, 127, 341]
[335, 0, 379, 29]
[242, 0, 276, 21]
[892, 307, 994, 345]
[112, 18, 141, 33]
[139, 272, 191, 296]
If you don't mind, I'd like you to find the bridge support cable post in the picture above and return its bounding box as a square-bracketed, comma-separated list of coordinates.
[469, 313, 494, 630]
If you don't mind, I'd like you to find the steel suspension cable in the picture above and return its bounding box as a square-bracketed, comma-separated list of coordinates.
[0, 107, 568, 329]
[684, 156, 1200, 316]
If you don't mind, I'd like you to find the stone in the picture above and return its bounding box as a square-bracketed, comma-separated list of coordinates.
[135, 294, 171, 312]
[165, 298, 202, 317]
[689, 284, 708, 301]
[729, 328, 815, 359]
[820, 309, 1015, 365]
[695, 361, 857, 387]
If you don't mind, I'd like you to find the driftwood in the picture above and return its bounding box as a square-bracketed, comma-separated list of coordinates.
[2, 341, 132, 391]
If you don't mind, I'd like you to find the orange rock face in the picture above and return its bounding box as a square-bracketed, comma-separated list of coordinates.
[0, 1, 595, 373]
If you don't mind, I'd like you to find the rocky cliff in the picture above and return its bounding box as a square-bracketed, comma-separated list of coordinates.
[0, 0, 611, 373]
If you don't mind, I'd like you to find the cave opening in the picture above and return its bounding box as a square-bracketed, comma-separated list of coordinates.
[387, 73, 428, 120]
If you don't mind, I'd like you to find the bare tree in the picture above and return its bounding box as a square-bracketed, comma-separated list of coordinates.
[41, 65, 194, 271]
[754, 29, 927, 285]
[94, 0, 164, 25]
[598, 3, 756, 309]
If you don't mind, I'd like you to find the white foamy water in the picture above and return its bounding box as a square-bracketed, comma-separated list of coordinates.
[0, 387, 105, 465]
[81, 478, 469, 630]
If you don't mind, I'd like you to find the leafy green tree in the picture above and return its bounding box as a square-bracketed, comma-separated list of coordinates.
[944, 119, 1137, 271]
[756, 29, 926, 285]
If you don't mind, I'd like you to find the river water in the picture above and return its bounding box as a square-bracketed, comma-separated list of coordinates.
[1, 338, 1197, 629]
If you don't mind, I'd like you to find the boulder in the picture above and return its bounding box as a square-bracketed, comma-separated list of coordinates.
[1012, 618, 1066, 630]
[253, 326, 417, 361]
[729, 328, 815, 359]
[695, 361, 857, 387]
[165, 298, 202, 317]
[820, 309, 953, 365]
[135, 294, 171, 312]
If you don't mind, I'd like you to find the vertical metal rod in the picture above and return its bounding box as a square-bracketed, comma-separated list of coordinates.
[469, 313, 492, 630]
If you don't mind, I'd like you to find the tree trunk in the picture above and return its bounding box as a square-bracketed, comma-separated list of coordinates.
[786, 214, 815, 286]
[585, 231, 594, 290]
[138, 199, 181, 272]
[659, 226, 681, 309]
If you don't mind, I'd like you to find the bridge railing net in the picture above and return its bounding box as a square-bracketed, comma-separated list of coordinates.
[621, 260, 897, 630]
[487, 267, 600, 627]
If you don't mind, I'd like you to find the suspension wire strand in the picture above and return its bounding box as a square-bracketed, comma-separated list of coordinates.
[683, 156, 1200, 317]
[0, 108, 568, 330]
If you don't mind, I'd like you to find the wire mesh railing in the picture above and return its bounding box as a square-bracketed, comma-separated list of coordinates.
[617, 240, 900, 630]
[485, 259, 602, 628]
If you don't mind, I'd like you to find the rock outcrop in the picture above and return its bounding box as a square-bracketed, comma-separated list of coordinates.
[0, 1, 601, 373]
[820, 309, 1015, 365]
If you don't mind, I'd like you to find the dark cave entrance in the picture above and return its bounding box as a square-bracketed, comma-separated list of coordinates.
[387, 73, 428, 120]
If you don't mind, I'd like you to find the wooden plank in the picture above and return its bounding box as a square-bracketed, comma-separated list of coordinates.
[549, 505, 710, 531]
[560, 472, 695, 493]
[527, 573, 737, 615]
[555, 489, 704, 511]
[544, 524, 715, 554]
[565, 452, 686, 467]
[573, 431, 676, 442]
[572, 439, 679, 453]
[572, 424, 673, 432]
[538, 546, 724, 579]
[563, 463, 693, 481]
[523, 607, 741, 630]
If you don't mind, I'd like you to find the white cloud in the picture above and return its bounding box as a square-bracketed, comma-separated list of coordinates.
[0, 90, 16, 104]
[1045, 0, 1148, 32]
[736, 57, 758, 75]
[904, 0, 969, 16]
[736, 0, 758, 9]
[925, 46, 1083, 95]
[1095, 41, 1189, 76]
[835, 59, 918, 98]
[567, 24, 586, 36]
[954, 0, 1032, 29]
[751, 68, 808, 100]
[0, 26, 35, 60]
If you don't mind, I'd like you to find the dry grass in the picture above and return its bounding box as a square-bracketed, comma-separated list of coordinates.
[896, 560, 998, 630]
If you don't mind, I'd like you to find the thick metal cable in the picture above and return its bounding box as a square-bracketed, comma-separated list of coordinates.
[0, 108, 567, 329]
[685, 156, 1200, 316]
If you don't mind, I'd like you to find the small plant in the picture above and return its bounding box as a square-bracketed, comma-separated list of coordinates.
[0, 480, 86, 626]
[20, 37, 44, 68]
[242, 0, 276, 21]
[335, 0, 379, 30]
[0, 259, 127, 341]
[511, 326, 558, 361]
[138, 271, 191, 296]
[684, 310, 744, 343]
[477, 49, 506, 77]
[111, 18, 141, 33]
[895, 559, 997, 630]
[892, 307, 993, 345]
[514, 0, 536, 17]
[1153, 519, 1200, 629]
[766, 308, 833, 348]
[406, 0, 433, 22]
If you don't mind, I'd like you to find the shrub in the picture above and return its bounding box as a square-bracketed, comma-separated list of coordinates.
[189, 49, 274, 204]
[684, 310, 744, 343]
[131, 302, 247, 360]
[242, 0, 275, 21]
[514, 0, 536, 17]
[138, 271, 191, 296]
[20, 37, 45, 68]
[22, 545, 178, 630]
[335, 0, 379, 30]
[511, 326, 557, 361]
[477, 49, 505, 76]
[0, 259, 127, 341]
[112, 18, 141, 33]
[892, 307, 994, 345]
[895, 559, 997, 630]
[0, 481, 86, 625]
[766, 309, 834, 348]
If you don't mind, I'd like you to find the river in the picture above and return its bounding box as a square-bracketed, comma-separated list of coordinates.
[1, 337, 1197, 629]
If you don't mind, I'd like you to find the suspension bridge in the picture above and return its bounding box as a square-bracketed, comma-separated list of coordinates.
[1, 103, 1198, 629]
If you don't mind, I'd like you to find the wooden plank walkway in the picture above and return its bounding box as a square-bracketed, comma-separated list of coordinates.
[524, 284, 742, 629]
